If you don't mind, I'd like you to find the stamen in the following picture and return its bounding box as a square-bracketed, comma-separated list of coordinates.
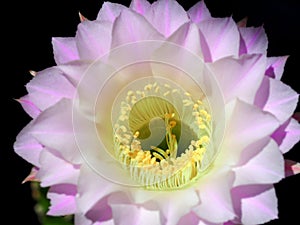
[113, 81, 212, 190]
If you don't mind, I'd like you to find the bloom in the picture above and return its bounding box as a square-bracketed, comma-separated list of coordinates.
[14, 0, 300, 224]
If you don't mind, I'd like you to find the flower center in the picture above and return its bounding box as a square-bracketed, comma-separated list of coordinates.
[113, 79, 212, 190]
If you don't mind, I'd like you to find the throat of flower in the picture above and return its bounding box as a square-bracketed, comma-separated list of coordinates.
[113, 80, 212, 190]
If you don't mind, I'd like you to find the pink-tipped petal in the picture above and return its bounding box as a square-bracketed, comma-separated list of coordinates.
[14, 122, 43, 167]
[166, 22, 203, 57]
[233, 139, 284, 186]
[52, 37, 80, 65]
[285, 159, 300, 177]
[130, 0, 151, 15]
[77, 164, 122, 214]
[265, 56, 289, 80]
[111, 9, 163, 48]
[96, 2, 126, 22]
[272, 118, 300, 153]
[239, 26, 268, 55]
[221, 99, 279, 165]
[36, 150, 80, 187]
[198, 17, 240, 62]
[47, 184, 77, 216]
[26, 67, 75, 111]
[30, 99, 82, 164]
[241, 187, 278, 224]
[145, 0, 189, 37]
[16, 96, 41, 118]
[188, 1, 211, 23]
[209, 54, 266, 104]
[263, 78, 299, 123]
[76, 20, 113, 60]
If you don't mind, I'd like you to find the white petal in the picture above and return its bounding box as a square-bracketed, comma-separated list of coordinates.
[156, 189, 199, 225]
[130, 0, 151, 15]
[220, 99, 279, 165]
[37, 150, 80, 187]
[111, 9, 163, 48]
[47, 184, 77, 216]
[145, 0, 189, 37]
[233, 139, 284, 186]
[188, 1, 211, 23]
[76, 20, 113, 60]
[96, 2, 126, 22]
[239, 26, 268, 55]
[198, 17, 239, 62]
[30, 99, 83, 164]
[77, 164, 122, 214]
[52, 37, 79, 64]
[109, 204, 160, 225]
[14, 121, 43, 167]
[166, 22, 203, 57]
[209, 54, 266, 104]
[194, 168, 235, 223]
[241, 188, 278, 224]
[263, 78, 298, 123]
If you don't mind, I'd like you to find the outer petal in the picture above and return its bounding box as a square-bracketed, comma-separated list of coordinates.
[263, 78, 298, 123]
[30, 99, 82, 164]
[17, 96, 41, 118]
[75, 21, 113, 60]
[233, 139, 284, 186]
[96, 2, 126, 22]
[111, 9, 163, 48]
[130, 0, 151, 15]
[272, 118, 300, 153]
[188, 1, 211, 23]
[209, 54, 266, 104]
[47, 184, 77, 216]
[14, 121, 43, 167]
[241, 187, 278, 224]
[52, 37, 80, 65]
[194, 168, 235, 223]
[75, 213, 93, 225]
[198, 17, 239, 62]
[36, 150, 80, 187]
[220, 99, 279, 165]
[77, 164, 122, 214]
[26, 67, 75, 111]
[145, 0, 189, 37]
[265, 56, 289, 80]
[239, 26, 268, 55]
[166, 22, 203, 57]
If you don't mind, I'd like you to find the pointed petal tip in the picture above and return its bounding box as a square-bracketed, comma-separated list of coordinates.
[22, 168, 39, 184]
[29, 70, 37, 76]
[285, 159, 300, 177]
[79, 12, 88, 22]
[237, 17, 248, 27]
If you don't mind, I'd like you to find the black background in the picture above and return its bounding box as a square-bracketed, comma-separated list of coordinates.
[3, 0, 299, 224]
